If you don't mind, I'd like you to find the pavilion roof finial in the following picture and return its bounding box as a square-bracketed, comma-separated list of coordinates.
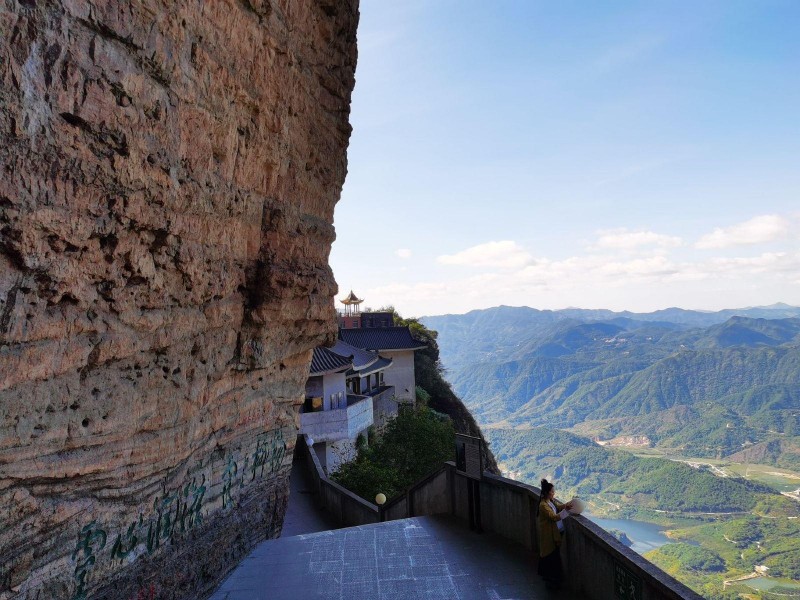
[340, 290, 363, 305]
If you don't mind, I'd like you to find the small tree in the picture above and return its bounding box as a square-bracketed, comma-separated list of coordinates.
[332, 405, 455, 501]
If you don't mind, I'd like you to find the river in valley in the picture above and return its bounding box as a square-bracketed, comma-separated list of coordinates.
[587, 515, 671, 554]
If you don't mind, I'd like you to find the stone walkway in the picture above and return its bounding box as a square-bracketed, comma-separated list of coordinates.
[279, 454, 340, 537]
[209, 515, 580, 599]
[208, 454, 578, 599]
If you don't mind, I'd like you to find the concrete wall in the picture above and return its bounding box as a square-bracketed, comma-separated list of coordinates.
[382, 466, 450, 521]
[298, 440, 699, 600]
[323, 372, 348, 410]
[300, 395, 372, 443]
[381, 350, 416, 402]
[301, 436, 379, 527]
[478, 473, 537, 549]
[452, 466, 703, 600]
[370, 386, 398, 429]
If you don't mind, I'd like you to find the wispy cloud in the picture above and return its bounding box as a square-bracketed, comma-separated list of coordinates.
[437, 240, 533, 269]
[695, 215, 791, 249]
[595, 228, 682, 250]
[370, 241, 800, 315]
[395, 248, 412, 259]
[707, 252, 800, 274]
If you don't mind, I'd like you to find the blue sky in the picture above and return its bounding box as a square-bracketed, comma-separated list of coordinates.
[329, 1, 800, 317]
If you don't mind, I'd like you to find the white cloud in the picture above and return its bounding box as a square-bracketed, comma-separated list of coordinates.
[707, 252, 800, 274]
[595, 228, 682, 250]
[695, 215, 790, 249]
[395, 248, 412, 259]
[437, 240, 533, 269]
[367, 248, 800, 316]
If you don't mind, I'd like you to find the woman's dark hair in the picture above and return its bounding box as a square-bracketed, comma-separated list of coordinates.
[536, 478, 554, 516]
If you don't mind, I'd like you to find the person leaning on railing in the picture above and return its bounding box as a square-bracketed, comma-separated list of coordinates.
[536, 478, 573, 590]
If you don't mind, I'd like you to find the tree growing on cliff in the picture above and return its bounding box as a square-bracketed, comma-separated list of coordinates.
[332, 405, 455, 501]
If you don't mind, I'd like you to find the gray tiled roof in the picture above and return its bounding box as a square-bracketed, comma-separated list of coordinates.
[331, 340, 379, 370]
[350, 356, 393, 378]
[339, 326, 427, 351]
[309, 346, 353, 376]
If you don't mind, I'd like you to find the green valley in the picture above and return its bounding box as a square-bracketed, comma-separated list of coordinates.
[422, 305, 800, 599]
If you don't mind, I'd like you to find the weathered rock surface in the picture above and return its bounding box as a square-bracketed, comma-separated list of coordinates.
[0, 0, 358, 598]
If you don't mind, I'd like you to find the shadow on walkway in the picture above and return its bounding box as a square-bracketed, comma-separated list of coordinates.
[280, 450, 339, 537]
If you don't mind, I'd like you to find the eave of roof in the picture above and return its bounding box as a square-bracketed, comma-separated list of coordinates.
[338, 326, 427, 352]
[309, 346, 353, 376]
[331, 339, 379, 370]
[348, 356, 393, 378]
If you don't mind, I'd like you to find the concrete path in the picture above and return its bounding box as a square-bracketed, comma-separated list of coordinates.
[279, 453, 339, 537]
[209, 515, 579, 599]
[208, 453, 579, 599]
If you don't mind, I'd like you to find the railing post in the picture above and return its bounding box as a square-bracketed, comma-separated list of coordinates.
[447, 463, 455, 516]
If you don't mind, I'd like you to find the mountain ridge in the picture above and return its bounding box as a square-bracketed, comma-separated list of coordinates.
[421, 305, 800, 469]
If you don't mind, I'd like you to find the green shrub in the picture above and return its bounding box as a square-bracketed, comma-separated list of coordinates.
[332, 405, 455, 501]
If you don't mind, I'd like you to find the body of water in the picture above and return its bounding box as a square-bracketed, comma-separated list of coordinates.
[587, 515, 671, 554]
[744, 577, 800, 593]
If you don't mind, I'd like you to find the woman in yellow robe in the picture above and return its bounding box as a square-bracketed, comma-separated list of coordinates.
[537, 478, 572, 588]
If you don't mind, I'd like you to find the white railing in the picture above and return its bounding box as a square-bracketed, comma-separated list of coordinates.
[299, 395, 373, 442]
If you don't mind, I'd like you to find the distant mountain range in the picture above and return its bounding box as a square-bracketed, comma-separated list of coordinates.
[421, 305, 800, 468]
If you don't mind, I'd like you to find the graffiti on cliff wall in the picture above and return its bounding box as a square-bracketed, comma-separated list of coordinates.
[222, 428, 286, 509]
[106, 474, 208, 562]
[69, 429, 287, 598]
[70, 475, 205, 599]
[221, 455, 239, 509]
[72, 522, 107, 600]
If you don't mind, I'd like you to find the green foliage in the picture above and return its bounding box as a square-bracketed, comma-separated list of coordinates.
[331, 406, 455, 501]
[723, 516, 762, 547]
[415, 385, 431, 405]
[487, 427, 780, 513]
[379, 306, 498, 471]
[649, 543, 725, 572]
[429, 309, 800, 465]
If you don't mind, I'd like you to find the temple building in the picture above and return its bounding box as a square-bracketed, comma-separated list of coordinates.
[339, 326, 425, 408]
[301, 340, 394, 473]
[336, 291, 426, 422]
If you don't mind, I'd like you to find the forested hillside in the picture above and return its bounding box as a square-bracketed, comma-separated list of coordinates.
[487, 427, 800, 599]
[422, 307, 800, 467]
[487, 428, 796, 516]
[424, 304, 800, 599]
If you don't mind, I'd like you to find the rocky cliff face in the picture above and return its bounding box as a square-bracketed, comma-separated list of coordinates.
[0, 1, 358, 598]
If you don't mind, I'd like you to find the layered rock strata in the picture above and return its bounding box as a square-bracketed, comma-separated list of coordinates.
[0, 0, 358, 597]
